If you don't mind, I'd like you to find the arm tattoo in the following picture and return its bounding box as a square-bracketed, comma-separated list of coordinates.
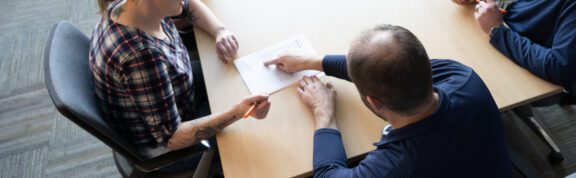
[193, 115, 237, 141]
[194, 126, 217, 140]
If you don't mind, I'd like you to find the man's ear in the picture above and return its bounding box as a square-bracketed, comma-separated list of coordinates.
[366, 96, 384, 111]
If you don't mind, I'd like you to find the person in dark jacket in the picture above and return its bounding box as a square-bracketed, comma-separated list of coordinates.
[459, 0, 576, 96]
[264, 24, 511, 178]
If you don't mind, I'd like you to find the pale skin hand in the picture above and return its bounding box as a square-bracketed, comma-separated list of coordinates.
[167, 95, 271, 151]
[296, 76, 337, 130]
[474, 0, 504, 34]
[231, 94, 272, 120]
[188, 0, 239, 63]
[263, 50, 323, 73]
[214, 28, 239, 63]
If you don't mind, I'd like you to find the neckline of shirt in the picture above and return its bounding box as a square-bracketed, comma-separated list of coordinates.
[373, 87, 448, 147]
[105, 0, 176, 45]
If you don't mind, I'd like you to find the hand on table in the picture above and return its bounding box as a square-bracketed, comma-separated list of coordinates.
[263, 49, 323, 73]
[474, 0, 504, 34]
[215, 28, 239, 64]
[297, 76, 337, 130]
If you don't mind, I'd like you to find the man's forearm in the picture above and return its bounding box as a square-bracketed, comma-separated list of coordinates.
[167, 109, 240, 151]
[313, 109, 338, 130]
[313, 128, 349, 177]
[308, 55, 324, 71]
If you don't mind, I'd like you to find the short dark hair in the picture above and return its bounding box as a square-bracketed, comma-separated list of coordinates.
[347, 24, 433, 115]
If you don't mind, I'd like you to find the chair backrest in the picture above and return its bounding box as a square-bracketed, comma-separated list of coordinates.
[44, 21, 147, 162]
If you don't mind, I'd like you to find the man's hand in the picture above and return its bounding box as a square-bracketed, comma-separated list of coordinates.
[232, 94, 271, 119]
[263, 50, 323, 73]
[215, 28, 239, 64]
[452, 0, 475, 5]
[474, 0, 504, 34]
[297, 76, 337, 130]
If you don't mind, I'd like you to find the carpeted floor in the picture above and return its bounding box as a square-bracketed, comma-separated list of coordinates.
[0, 0, 574, 177]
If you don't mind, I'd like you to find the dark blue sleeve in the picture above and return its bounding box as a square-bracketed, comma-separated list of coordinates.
[322, 55, 350, 81]
[313, 129, 347, 173]
[313, 129, 410, 178]
[490, 2, 576, 88]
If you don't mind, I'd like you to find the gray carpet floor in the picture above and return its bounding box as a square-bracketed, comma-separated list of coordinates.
[0, 0, 574, 177]
[0, 0, 119, 177]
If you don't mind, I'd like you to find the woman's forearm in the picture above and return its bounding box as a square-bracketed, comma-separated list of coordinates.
[167, 109, 241, 151]
[188, 0, 226, 37]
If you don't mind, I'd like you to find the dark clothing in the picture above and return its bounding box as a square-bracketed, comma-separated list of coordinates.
[491, 0, 576, 88]
[313, 55, 512, 177]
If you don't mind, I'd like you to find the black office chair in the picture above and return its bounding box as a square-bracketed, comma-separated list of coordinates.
[44, 21, 214, 177]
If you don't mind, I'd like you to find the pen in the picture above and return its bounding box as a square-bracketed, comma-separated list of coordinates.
[476, 0, 508, 14]
[242, 103, 258, 119]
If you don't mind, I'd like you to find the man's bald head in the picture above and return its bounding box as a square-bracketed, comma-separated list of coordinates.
[347, 24, 433, 115]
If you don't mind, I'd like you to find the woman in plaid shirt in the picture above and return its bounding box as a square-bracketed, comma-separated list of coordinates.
[90, 0, 271, 157]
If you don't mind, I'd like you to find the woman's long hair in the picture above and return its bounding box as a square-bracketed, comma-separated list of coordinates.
[97, 0, 116, 17]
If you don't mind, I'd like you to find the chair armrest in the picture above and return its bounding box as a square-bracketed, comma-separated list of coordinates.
[135, 140, 211, 172]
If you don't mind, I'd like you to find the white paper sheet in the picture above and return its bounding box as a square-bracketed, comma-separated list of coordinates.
[234, 35, 321, 94]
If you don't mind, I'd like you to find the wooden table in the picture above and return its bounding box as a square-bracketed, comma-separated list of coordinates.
[194, 0, 562, 177]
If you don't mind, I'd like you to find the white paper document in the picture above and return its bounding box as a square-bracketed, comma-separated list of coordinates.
[234, 36, 321, 94]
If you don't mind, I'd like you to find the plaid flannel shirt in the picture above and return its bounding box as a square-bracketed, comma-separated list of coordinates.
[89, 1, 195, 150]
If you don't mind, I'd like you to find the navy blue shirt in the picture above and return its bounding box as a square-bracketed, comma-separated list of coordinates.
[490, 0, 576, 88]
[313, 55, 511, 178]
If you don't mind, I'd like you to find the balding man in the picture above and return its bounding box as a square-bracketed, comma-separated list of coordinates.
[265, 25, 511, 177]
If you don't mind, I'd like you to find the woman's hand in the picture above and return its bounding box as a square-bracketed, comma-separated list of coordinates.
[215, 28, 239, 64]
[232, 94, 271, 119]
